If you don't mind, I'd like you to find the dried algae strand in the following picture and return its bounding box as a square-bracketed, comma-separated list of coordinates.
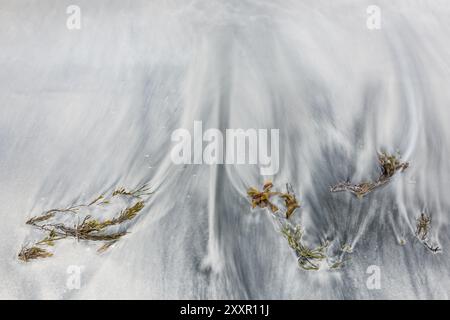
[247, 181, 347, 271]
[112, 184, 152, 198]
[330, 151, 409, 198]
[97, 240, 118, 254]
[19, 184, 152, 262]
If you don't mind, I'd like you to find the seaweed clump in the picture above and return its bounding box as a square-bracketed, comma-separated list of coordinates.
[19, 184, 152, 262]
[18, 246, 53, 262]
[247, 182, 299, 219]
[247, 182, 347, 271]
[330, 152, 409, 198]
[247, 181, 280, 214]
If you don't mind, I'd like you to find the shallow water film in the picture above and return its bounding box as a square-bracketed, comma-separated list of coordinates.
[1, 0, 450, 299]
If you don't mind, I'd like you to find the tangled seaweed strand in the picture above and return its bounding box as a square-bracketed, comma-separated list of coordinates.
[330, 152, 409, 198]
[415, 213, 441, 253]
[281, 224, 328, 271]
[19, 184, 151, 262]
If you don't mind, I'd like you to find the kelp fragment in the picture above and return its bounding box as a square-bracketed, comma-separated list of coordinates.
[19, 184, 151, 262]
[330, 152, 409, 198]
